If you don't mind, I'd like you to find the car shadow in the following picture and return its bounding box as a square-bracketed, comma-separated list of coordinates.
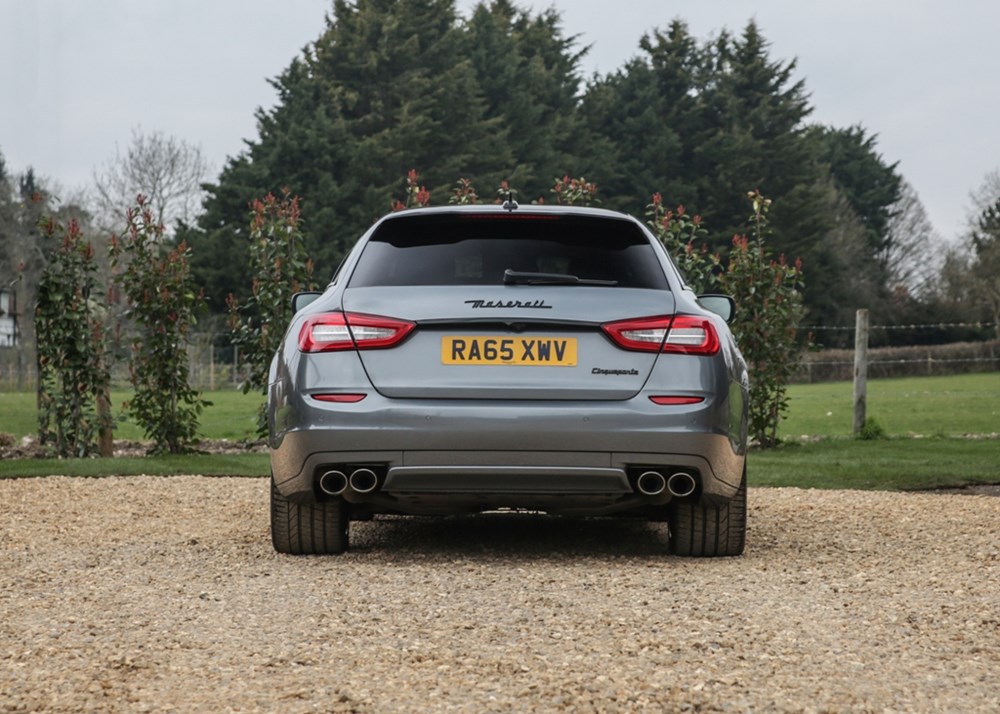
[346, 512, 672, 560]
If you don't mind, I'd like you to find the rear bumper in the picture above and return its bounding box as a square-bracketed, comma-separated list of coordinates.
[270, 393, 745, 512]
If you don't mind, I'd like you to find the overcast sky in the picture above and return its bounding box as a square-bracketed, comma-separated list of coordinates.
[2, 0, 997, 242]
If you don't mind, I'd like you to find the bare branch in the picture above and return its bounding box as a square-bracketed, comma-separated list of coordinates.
[91, 127, 211, 235]
[966, 167, 1000, 231]
[883, 180, 942, 298]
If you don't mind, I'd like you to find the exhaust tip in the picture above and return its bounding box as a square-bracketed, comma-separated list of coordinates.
[667, 471, 697, 498]
[318, 469, 348, 497]
[636, 470, 667, 497]
[349, 467, 379, 494]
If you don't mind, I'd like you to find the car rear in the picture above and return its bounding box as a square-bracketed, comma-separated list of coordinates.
[268, 206, 748, 555]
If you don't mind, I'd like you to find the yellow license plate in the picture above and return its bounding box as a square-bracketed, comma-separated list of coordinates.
[442, 336, 578, 366]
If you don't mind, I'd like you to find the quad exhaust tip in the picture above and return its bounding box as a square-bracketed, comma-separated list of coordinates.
[349, 468, 379, 494]
[635, 470, 698, 498]
[318, 469, 348, 496]
[636, 471, 667, 496]
[666, 471, 697, 498]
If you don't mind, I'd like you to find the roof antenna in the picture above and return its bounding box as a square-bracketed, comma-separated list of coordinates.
[500, 181, 517, 211]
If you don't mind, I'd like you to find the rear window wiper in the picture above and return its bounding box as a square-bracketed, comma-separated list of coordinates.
[503, 269, 618, 287]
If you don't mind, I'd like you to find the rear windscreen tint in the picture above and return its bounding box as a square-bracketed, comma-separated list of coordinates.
[347, 214, 669, 289]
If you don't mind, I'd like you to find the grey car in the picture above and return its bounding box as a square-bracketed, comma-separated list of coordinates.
[267, 203, 749, 556]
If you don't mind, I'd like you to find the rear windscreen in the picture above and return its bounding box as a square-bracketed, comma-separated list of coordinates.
[347, 214, 669, 289]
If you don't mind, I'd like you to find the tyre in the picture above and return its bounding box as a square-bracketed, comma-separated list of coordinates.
[270, 474, 348, 555]
[668, 466, 746, 557]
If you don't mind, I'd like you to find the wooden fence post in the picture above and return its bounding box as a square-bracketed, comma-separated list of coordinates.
[853, 309, 869, 435]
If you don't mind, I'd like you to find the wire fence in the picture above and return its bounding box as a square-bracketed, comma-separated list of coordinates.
[802, 321, 996, 333]
[803, 320, 997, 352]
[793, 341, 999, 383]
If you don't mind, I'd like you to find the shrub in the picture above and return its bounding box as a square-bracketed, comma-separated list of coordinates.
[449, 178, 480, 205]
[720, 191, 807, 447]
[34, 216, 112, 457]
[857, 417, 887, 441]
[392, 169, 431, 211]
[645, 194, 719, 292]
[110, 195, 207, 454]
[551, 176, 599, 206]
[227, 190, 316, 434]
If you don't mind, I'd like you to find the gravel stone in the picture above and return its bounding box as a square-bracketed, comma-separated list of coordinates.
[2, 476, 999, 712]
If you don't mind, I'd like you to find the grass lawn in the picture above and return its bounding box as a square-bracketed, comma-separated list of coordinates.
[750, 438, 1000, 491]
[778, 372, 1000, 439]
[0, 389, 265, 442]
[1, 374, 998, 489]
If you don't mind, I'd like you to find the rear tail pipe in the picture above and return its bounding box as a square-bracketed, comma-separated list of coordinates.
[666, 471, 697, 498]
[318, 469, 348, 497]
[635, 469, 698, 499]
[348, 468, 379, 494]
[636, 471, 667, 496]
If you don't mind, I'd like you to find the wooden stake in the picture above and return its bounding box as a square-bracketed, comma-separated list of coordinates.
[853, 309, 869, 435]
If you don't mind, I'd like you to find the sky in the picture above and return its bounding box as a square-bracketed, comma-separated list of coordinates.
[1, 0, 998, 243]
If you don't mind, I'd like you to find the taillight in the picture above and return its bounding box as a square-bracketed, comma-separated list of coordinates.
[602, 315, 719, 355]
[664, 315, 720, 355]
[298, 312, 415, 353]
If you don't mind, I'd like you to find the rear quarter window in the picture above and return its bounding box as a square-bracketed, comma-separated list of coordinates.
[347, 214, 669, 289]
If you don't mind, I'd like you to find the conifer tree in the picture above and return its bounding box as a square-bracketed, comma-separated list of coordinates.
[194, 0, 516, 303]
[692, 22, 826, 253]
[578, 20, 700, 212]
[189, 7, 916, 330]
[465, 0, 585, 201]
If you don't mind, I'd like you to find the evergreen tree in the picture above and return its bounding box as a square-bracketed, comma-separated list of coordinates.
[578, 20, 701, 212]
[194, 0, 518, 305]
[580, 20, 897, 328]
[809, 125, 902, 256]
[465, 0, 586, 201]
[691, 23, 826, 254]
[188, 7, 926, 331]
[311, 0, 512, 206]
[189, 54, 345, 309]
[580, 20, 828, 245]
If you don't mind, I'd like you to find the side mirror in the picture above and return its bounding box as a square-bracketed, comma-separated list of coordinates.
[291, 291, 322, 314]
[698, 294, 735, 323]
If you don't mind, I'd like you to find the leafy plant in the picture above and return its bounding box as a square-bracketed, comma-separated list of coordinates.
[227, 190, 316, 434]
[392, 170, 432, 211]
[448, 178, 480, 205]
[551, 175, 599, 206]
[856, 417, 887, 441]
[495, 180, 518, 204]
[110, 195, 207, 453]
[645, 193, 719, 292]
[721, 191, 807, 447]
[34, 216, 112, 457]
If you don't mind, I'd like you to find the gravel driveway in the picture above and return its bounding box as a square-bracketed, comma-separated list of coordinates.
[2, 476, 998, 713]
